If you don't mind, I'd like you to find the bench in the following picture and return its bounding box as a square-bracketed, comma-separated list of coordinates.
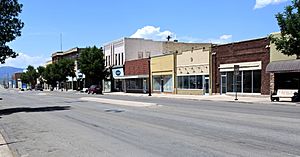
[271, 89, 298, 102]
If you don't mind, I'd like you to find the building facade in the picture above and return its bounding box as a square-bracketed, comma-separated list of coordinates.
[103, 38, 164, 92]
[212, 37, 271, 95]
[51, 47, 86, 90]
[176, 44, 212, 95]
[151, 54, 176, 93]
[267, 32, 299, 94]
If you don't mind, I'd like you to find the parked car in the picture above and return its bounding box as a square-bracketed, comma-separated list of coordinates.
[87, 85, 101, 94]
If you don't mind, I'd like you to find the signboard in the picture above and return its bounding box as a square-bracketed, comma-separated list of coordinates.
[112, 68, 124, 78]
[234, 65, 239, 76]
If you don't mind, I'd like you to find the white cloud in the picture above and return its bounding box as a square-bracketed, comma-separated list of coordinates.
[130, 26, 232, 44]
[1, 53, 51, 68]
[254, 0, 287, 9]
[220, 35, 233, 40]
[130, 26, 174, 41]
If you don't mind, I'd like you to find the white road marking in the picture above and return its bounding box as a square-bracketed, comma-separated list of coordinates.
[80, 97, 158, 107]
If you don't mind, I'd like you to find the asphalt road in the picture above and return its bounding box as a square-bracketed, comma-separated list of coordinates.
[0, 89, 300, 157]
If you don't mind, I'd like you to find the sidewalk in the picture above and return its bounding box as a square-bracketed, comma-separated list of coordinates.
[105, 92, 300, 106]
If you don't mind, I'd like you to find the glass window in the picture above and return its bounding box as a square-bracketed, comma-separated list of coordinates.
[243, 71, 252, 93]
[189, 76, 196, 89]
[183, 76, 189, 89]
[197, 75, 203, 89]
[177, 76, 183, 89]
[163, 75, 173, 92]
[153, 76, 161, 91]
[236, 71, 242, 92]
[227, 72, 234, 92]
[253, 70, 261, 93]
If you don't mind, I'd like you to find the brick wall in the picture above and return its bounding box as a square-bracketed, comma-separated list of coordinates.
[124, 58, 149, 76]
[212, 38, 270, 95]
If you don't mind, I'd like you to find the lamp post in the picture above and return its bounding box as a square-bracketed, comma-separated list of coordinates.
[148, 56, 152, 96]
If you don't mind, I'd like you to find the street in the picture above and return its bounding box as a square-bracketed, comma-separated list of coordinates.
[0, 89, 300, 157]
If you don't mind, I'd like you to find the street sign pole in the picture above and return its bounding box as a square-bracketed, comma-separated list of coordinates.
[234, 65, 239, 101]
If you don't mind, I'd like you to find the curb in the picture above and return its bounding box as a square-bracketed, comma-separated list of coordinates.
[0, 131, 13, 157]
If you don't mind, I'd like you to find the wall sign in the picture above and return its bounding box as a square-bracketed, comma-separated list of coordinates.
[112, 68, 124, 78]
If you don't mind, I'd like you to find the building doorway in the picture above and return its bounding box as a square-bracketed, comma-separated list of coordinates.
[204, 76, 209, 95]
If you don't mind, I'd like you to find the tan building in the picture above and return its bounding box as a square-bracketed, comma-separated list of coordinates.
[151, 54, 176, 93]
[176, 45, 212, 95]
[267, 32, 299, 93]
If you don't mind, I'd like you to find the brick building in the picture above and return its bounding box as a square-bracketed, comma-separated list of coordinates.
[121, 58, 149, 93]
[212, 37, 270, 95]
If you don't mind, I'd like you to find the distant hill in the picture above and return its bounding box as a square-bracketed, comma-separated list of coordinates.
[0, 66, 23, 79]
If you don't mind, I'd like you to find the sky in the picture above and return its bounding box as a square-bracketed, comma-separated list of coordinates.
[4, 0, 290, 68]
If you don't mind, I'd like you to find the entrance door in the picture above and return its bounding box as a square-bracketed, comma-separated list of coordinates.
[221, 75, 227, 94]
[204, 76, 209, 95]
[160, 78, 164, 92]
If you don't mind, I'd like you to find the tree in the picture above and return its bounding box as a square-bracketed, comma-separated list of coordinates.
[37, 66, 46, 87]
[20, 65, 39, 89]
[78, 46, 108, 93]
[42, 59, 75, 90]
[43, 64, 59, 90]
[270, 0, 300, 59]
[0, 0, 24, 63]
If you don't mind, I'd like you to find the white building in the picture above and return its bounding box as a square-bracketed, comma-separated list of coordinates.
[103, 38, 164, 92]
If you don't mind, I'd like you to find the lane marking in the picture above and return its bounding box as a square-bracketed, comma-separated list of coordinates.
[80, 97, 157, 107]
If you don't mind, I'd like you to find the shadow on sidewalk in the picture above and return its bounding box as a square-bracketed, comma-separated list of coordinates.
[0, 106, 71, 118]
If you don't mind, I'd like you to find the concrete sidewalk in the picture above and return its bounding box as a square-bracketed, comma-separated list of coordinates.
[105, 92, 300, 106]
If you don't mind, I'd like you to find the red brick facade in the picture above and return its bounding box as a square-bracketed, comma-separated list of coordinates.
[124, 58, 149, 76]
[212, 38, 270, 95]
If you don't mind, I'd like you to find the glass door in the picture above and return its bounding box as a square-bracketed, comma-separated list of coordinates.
[204, 76, 209, 95]
[221, 75, 227, 94]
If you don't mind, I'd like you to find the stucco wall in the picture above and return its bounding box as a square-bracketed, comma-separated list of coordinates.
[270, 32, 297, 62]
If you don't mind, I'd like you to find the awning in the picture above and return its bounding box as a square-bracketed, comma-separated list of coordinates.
[266, 59, 300, 73]
[114, 75, 149, 80]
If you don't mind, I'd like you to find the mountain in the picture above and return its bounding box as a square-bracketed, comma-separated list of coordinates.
[0, 66, 23, 79]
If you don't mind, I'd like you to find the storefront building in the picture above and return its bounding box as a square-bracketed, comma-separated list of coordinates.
[176, 44, 212, 95]
[267, 32, 299, 93]
[212, 37, 270, 95]
[120, 58, 149, 93]
[151, 54, 176, 93]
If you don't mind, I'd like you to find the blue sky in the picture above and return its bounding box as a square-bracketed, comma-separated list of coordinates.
[5, 0, 290, 68]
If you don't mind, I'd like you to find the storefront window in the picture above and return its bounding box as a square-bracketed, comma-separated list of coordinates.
[163, 75, 173, 92]
[153, 76, 161, 91]
[177, 76, 183, 89]
[126, 79, 143, 90]
[183, 76, 189, 89]
[189, 76, 196, 89]
[253, 70, 261, 93]
[243, 71, 252, 93]
[227, 72, 234, 92]
[196, 75, 203, 89]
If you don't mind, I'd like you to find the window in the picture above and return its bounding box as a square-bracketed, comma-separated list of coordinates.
[118, 53, 120, 65]
[196, 75, 203, 89]
[177, 75, 203, 89]
[223, 70, 261, 93]
[121, 53, 124, 64]
[115, 54, 117, 65]
[227, 72, 234, 92]
[243, 71, 252, 93]
[253, 70, 261, 93]
[153, 76, 161, 91]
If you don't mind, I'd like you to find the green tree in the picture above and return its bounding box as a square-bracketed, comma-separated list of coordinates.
[270, 0, 300, 59]
[20, 65, 38, 89]
[0, 0, 24, 63]
[56, 58, 75, 90]
[37, 66, 46, 87]
[78, 46, 107, 93]
[43, 64, 59, 90]
[42, 59, 75, 90]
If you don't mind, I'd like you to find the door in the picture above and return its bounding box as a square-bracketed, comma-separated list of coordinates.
[204, 76, 209, 95]
[160, 78, 164, 92]
[221, 75, 227, 94]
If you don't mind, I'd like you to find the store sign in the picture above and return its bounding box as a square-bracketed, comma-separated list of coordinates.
[112, 68, 124, 78]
